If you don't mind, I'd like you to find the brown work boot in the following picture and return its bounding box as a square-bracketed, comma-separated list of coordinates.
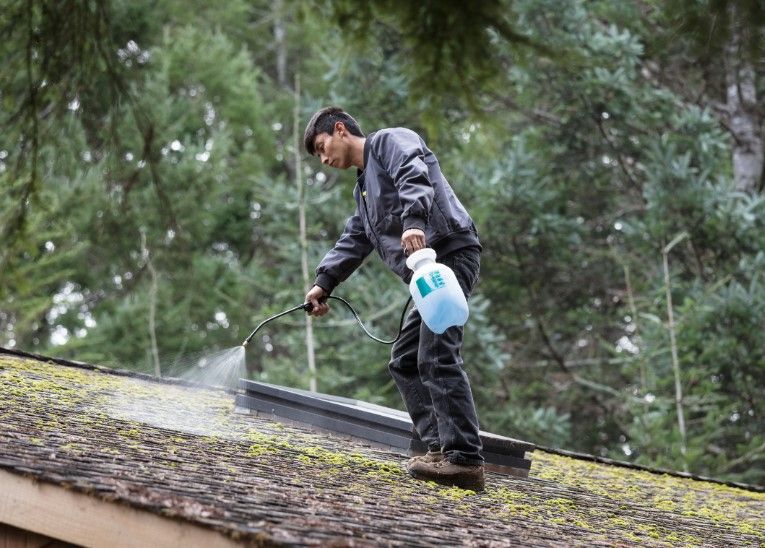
[408, 459, 485, 492]
[405, 450, 445, 473]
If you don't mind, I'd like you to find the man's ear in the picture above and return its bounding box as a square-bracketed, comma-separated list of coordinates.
[334, 121, 346, 136]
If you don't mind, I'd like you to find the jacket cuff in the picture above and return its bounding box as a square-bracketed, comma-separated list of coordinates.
[314, 273, 337, 295]
[402, 215, 427, 232]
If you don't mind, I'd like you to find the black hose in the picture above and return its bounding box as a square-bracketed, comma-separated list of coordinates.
[241, 295, 413, 347]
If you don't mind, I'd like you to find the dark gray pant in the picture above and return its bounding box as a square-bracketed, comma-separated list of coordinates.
[388, 246, 483, 465]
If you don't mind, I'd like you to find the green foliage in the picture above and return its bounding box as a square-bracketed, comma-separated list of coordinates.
[321, 0, 543, 124]
[660, 0, 765, 59]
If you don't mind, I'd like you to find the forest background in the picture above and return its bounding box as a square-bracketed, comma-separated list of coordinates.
[1, 0, 764, 485]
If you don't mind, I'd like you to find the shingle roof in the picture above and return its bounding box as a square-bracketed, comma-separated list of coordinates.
[1, 348, 764, 546]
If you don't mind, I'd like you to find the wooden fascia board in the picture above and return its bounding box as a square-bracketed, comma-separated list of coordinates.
[0, 469, 242, 548]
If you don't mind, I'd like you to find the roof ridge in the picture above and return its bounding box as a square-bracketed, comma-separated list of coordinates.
[537, 445, 765, 493]
[0, 346, 236, 395]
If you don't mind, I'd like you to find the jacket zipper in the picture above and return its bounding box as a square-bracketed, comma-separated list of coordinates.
[357, 177, 383, 253]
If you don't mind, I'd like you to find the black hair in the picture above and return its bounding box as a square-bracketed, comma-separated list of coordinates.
[303, 106, 364, 155]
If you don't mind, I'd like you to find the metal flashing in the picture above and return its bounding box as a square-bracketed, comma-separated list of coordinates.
[236, 379, 534, 476]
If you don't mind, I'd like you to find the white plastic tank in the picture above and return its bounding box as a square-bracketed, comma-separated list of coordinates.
[406, 248, 469, 334]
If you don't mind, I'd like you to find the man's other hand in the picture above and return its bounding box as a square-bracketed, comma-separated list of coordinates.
[401, 228, 426, 256]
[305, 285, 329, 316]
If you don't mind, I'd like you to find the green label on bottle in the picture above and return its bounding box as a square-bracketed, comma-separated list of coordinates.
[416, 271, 446, 298]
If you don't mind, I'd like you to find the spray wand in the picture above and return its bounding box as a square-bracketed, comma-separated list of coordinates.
[241, 295, 413, 348]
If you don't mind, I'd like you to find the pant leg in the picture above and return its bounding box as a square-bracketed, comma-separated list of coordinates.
[417, 247, 483, 465]
[388, 306, 441, 451]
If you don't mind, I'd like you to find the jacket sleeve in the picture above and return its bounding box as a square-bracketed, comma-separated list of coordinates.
[372, 129, 434, 232]
[314, 209, 374, 294]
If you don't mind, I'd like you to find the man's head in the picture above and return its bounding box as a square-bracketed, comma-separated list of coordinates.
[304, 107, 365, 169]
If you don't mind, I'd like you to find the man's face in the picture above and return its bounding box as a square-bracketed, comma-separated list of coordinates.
[313, 122, 352, 169]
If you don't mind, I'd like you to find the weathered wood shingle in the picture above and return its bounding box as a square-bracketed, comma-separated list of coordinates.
[1, 350, 763, 546]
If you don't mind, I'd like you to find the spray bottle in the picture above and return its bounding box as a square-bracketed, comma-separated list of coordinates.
[405, 248, 469, 334]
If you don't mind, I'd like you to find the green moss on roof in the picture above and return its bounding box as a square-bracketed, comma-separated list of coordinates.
[1, 352, 763, 546]
[530, 450, 764, 543]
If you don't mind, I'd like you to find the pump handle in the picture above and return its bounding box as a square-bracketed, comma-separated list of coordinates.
[302, 296, 328, 313]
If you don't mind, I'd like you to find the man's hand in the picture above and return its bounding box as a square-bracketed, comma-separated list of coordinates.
[305, 285, 329, 316]
[401, 228, 426, 256]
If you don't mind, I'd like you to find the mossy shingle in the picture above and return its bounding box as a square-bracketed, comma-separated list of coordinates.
[1, 352, 763, 546]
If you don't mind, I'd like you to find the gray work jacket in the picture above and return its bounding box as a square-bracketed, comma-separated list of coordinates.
[314, 128, 480, 294]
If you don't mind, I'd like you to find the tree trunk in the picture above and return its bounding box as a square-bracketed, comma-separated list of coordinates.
[293, 74, 317, 392]
[663, 233, 688, 472]
[724, 4, 763, 193]
[141, 230, 161, 378]
[274, 0, 287, 88]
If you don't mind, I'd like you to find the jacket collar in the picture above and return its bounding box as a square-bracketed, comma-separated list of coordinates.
[357, 131, 375, 183]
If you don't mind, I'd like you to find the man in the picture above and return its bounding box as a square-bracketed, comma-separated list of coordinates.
[303, 107, 485, 492]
